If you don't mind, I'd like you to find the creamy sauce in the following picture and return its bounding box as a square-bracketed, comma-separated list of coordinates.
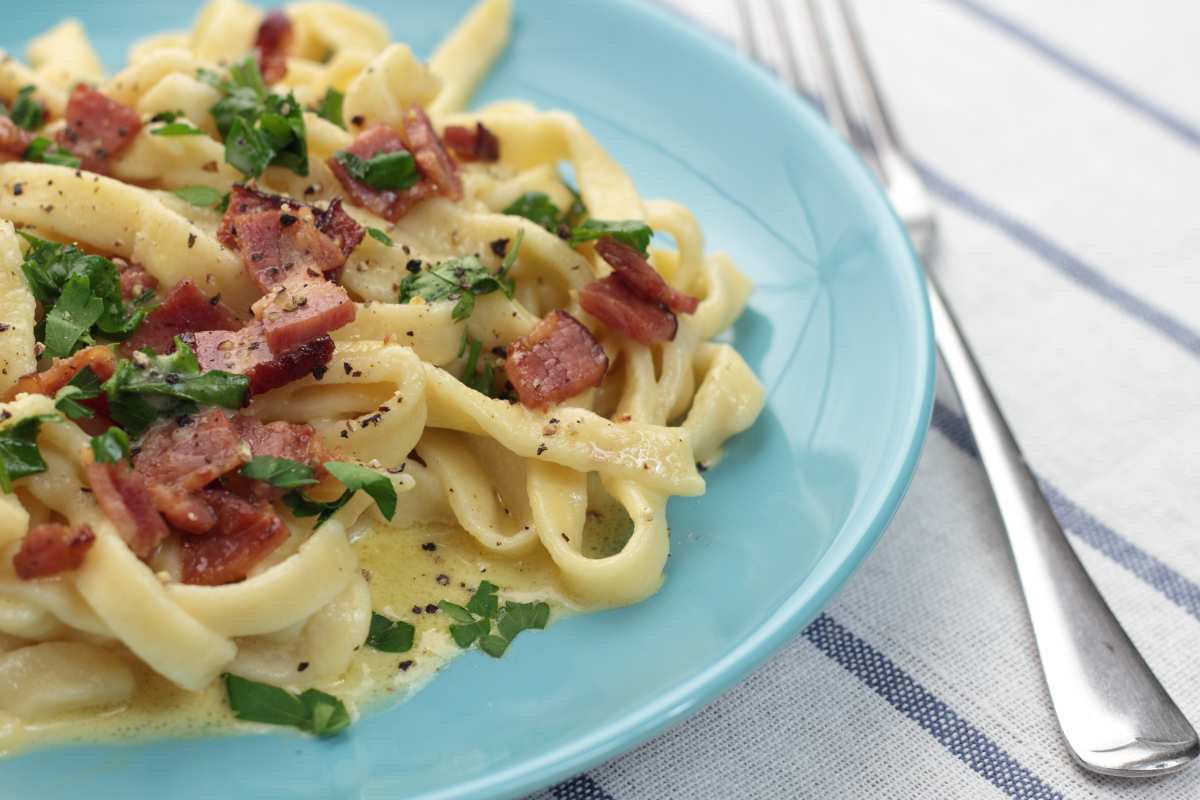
[0, 492, 634, 755]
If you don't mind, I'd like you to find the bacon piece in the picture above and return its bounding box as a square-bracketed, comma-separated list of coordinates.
[13, 523, 95, 580]
[327, 124, 436, 222]
[219, 184, 363, 261]
[190, 325, 334, 395]
[506, 310, 608, 409]
[121, 279, 239, 355]
[0, 117, 33, 162]
[133, 409, 249, 533]
[222, 415, 327, 500]
[115, 259, 159, 301]
[579, 276, 678, 345]
[253, 273, 356, 354]
[55, 84, 141, 174]
[443, 122, 500, 163]
[595, 238, 699, 315]
[404, 105, 462, 201]
[85, 461, 170, 558]
[227, 208, 348, 291]
[180, 489, 288, 585]
[253, 10, 294, 85]
[5, 345, 116, 400]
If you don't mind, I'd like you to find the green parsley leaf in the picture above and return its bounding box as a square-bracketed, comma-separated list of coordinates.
[7, 85, 43, 131]
[466, 580, 500, 618]
[366, 227, 393, 246]
[240, 456, 317, 489]
[23, 137, 81, 169]
[149, 110, 184, 124]
[171, 185, 226, 208]
[448, 618, 490, 649]
[324, 462, 397, 521]
[222, 674, 350, 737]
[151, 122, 206, 137]
[204, 57, 308, 178]
[498, 228, 524, 280]
[398, 256, 513, 322]
[333, 150, 419, 191]
[568, 219, 653, 257]
[316, 88, 345, 129]
[90, 427, 130, 464]
[43, 274, 104, 358]
[478, 634, 509, 658]
[54, 368, 101, 420]
[496, 600, 551, 640]
[437, 601, 476, 624]
[459, 336, 496, 396]
[365, 612, 415, 653]
[0, 413, 60, 492]
[503, 192, 561, 231]
[101, 338, 249, 436]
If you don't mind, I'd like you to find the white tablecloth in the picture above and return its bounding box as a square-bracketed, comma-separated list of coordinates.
[532, 1, 1200, 798]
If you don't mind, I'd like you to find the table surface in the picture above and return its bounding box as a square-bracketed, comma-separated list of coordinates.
[531, 2, 1200, 798]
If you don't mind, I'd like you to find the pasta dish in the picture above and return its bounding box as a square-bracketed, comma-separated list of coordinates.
[0, 0, 763, 748]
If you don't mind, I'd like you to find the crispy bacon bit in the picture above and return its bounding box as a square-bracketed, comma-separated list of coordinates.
[232, 414, 325, 466]
[327, 125, 435, 222]
[506, 310, 608, 409]
[5, 345, 116, 400]
[55, 84, 142, 174]
[442, 122, 500, 163]
[219, 184, 363, 261]
[180, 489, 288, 585]
[595, 238, 699, 314]
[253, 10, 294, 85]
[85, 461, 170, 558]
[122, 279, 239, 355]
[227, 208, 348, 291]
[190, 326, 335, 395]
[404, 106, 462, 201]
[252, 274, 356, 354]
[580, 275, 677, 345]
[115, 259, 159, 301]
[13, 523, 95, 580]
[0, 117, 33, 162]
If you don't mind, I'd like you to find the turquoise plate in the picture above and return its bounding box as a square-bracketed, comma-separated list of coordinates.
[1, 1, 933, 797]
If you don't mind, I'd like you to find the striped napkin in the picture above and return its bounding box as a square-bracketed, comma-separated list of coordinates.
[533, 1, 1200, 798]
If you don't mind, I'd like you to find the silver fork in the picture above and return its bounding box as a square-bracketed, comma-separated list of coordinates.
[738, 0, 1198, 777]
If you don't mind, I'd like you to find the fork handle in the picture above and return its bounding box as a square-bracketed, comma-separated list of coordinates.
[925, 272, 1198, 776]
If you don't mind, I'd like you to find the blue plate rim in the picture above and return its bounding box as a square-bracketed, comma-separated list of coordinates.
[454, 2, 937, 797]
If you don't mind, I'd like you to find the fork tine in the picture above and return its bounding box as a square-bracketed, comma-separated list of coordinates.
[794, 0, 853, 141]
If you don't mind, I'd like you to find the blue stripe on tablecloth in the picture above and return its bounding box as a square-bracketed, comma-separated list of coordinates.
[551, 774, 616, 800]
[942, 0, 1200, 148]
[804, 613, 1064, 799]
[913, 162, 1200, 360]
[931, 400, 1200, 621]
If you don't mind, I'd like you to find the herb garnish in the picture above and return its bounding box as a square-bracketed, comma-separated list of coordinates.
[171, 185, 228, 209]
[438, 581, 549, 658]
[399, 231, 521, 322]
[151, 120, 206, 137]
[23, 137, 81, 168]
[222, 673, 350, 737]
[90, 427, 130, 464]
[366, 227, 393, 246]
[0, 413, 58, 493]
[332, 150, 419, 191]
[568, 219, 653, 257]
[239, 455, 317, 489]
[502, 192, 560, 231]
[19, 234, 150, 358]
[4, 85, 43, 131]
[316, 88, 345, 129]
[53, 367, 102, 420]
[365, 612, 415, 653]
[200, 56, 308, 178]
[457, 334, 504, 398]
[282, 461, 397, 526]
[101, 338, 249, 436]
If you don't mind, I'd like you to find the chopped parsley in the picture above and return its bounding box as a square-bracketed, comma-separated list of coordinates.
[568, 219, 653, 257]
[53, 367, 102, 420]
[171, 185, 227, 209]
[4, 85, 43, 131]
[200, 56, 308, 178]
[457, 334, 501, 398]
[332, 150, 419, 191]
[316, 88, 345, 129]
[151, 121, 205, 137]
[399, 237, 520, 322]
[101, 338, 249, 436]
[222, 673, 349, 737]
[0, 413, 58, 493]
[90, 427, 130, 464]
[438, 581, 549, 658]
[365, 612, 415, 653]
[19, 234, 150, 358]
[282, 461, 398, 527]
[502, 192, 560, 231]
[23, 137, 81, 168]
[366, 227, 393, 247]
[239, 456, 317, 489]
